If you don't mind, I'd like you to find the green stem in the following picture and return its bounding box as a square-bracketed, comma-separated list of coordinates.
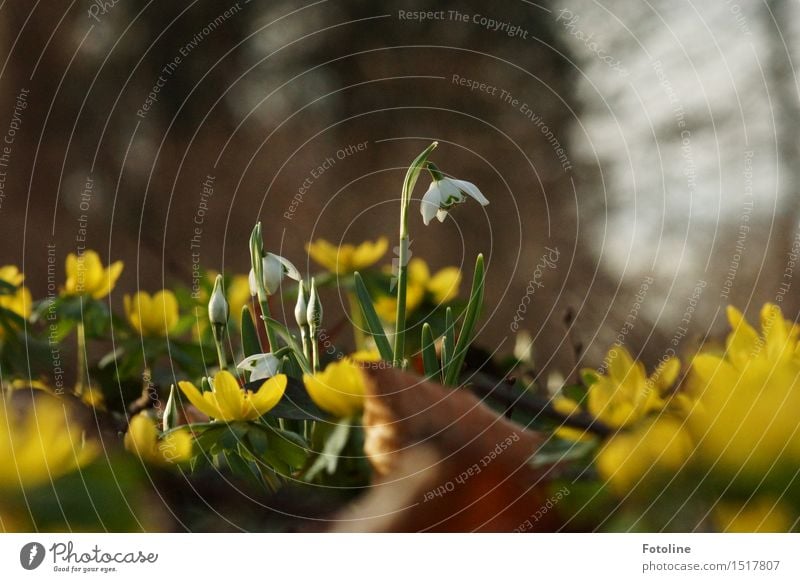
[310, 323, 320, 372]
[76, 322, 87, 396]
[300, 324, 310, 363]
[391, 141, 438, 368]
[212, 325, 228, 370]
[258, 296, 279, 352]
[392, 237, 409, 368]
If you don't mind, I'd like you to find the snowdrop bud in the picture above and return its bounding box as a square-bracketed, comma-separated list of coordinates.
[307, 277, 322, 329]
[249, 222, 265, 298]
[208, 275, 229, 328]
[163, 385, 179, 431]
[295, 280, 308, 327]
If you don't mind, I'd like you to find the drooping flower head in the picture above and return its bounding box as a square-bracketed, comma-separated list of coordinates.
[420, 176, 489, 226]
[249, 253, 300, 297]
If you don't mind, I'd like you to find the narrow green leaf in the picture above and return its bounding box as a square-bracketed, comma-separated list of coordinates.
[443, 306, 455, 372]
[263, 317, 311, 374]
[353, 272, 393, 361]
[267, 427, 309, 468]
[444, 254, 485, 386]
[441, 336, 450, 381]
[421, 323, 440, 381]
[240, 305, 262, 357]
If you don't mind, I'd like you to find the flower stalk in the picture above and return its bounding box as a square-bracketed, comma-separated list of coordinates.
[307, 277, 322, 372]
[393, 141, 438, 367]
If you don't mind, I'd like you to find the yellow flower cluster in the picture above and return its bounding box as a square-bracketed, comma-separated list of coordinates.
[374, 258, 461, 322]
[561, 304, 800, 531]
[689, 304, 800, 477]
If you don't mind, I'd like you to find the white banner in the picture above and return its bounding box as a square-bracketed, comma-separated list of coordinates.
[0, 533, 798, 580]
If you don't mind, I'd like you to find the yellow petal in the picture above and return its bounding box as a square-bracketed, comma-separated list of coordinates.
[352, 237, 388, 270]
[210, 370, 247, 421]
[690, 354, 738, 397]
[0, 265, 24, 286]
[725, 305, 760, 366]
[81, 250, 105, 294]
[715, 497, 793, 533]
[91, 259, 124, 299]
[306, 239, 342, 273]
[248, 375, 287, 417]
[124, 414, 159, 459]
[152, 289, 179, 335]
[178, 380, 221, 419]
[304, 360, 365, 418]
[606, 346, 636, 384]
[427, 266, 462, 303]
[649, 357, 681, 394]
[407, 258, 430, 285]
[159, 430, 193, 464]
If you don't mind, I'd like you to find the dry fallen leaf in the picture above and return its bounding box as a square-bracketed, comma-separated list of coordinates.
[332, 367, 561, 532]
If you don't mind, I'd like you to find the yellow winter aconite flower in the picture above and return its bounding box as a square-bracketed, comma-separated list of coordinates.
[124, 290, 179, 337]
[714, 497, 793, 533]
[306, 237, 388, 274]
[375, 258, 462, 322]
[63, 250, 123, 299]
[178, 370, 286, 422]
[596, 416, 693, 495]
[0, 265, 24, 287]
[581, 347, 681, 429]
[304, 358, 367, 418]
[0, 265, 32, 326]
[0, 396, 98, 489]
[124, 414, 192, 465]
[688, 303, 800, 476]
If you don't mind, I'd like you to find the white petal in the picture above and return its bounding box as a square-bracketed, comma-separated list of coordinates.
[248, 268, 258, 296]
[274, 253, 301, 282]
[438, 178, 464, 206]
[436, 209, 449, 222]
[420, 183, 442, 226]
[451, 179, 489, 206]
[237, 353, 281, 382]
[261, 255, 283, 295]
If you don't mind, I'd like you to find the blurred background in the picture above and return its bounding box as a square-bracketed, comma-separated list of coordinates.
[0, 0, 797, 376]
